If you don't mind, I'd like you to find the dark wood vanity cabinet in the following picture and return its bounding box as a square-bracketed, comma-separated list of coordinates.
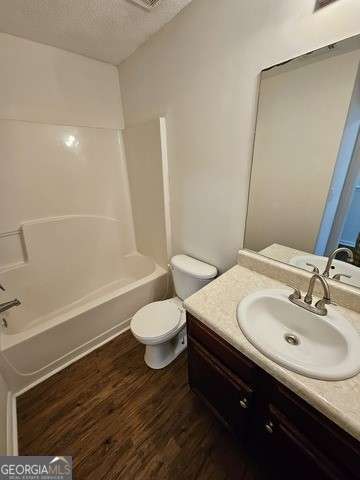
[187, 313, 360, 480]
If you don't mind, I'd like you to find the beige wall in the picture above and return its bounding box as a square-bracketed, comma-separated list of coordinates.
[123, 118, 169, 268]
[118, 0, 360, 272]
[246, 48, 360, 253]
[0, 373, 8, 454]
[0, 33, 135, 271]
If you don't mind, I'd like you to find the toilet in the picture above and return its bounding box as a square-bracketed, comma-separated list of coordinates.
[130, 254, 217, 369]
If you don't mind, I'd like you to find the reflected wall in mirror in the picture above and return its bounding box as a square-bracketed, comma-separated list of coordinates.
[245, 34, 360, 289]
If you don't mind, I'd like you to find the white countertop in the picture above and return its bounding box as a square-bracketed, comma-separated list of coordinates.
[184, 265, 360, 441]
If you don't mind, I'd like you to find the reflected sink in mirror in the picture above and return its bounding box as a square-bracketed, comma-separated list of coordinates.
[290, 255, 360, 288]
[237, 289, 360, 380]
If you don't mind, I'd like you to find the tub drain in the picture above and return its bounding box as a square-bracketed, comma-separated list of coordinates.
[284, 333, 300, 346]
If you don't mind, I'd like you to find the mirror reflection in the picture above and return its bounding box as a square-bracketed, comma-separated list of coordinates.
[245, 34, 360, 288]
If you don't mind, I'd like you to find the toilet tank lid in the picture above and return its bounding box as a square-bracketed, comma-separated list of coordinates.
[171, 255, 217, 280]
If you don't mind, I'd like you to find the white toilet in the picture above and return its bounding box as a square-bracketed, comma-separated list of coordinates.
[130, 254, 217, 369]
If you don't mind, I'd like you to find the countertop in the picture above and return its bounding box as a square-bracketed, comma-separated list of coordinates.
[184, 265, 360, 441]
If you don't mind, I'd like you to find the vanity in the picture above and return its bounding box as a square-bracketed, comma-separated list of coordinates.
[184, 32, 360, 478]
[184, 262, 360, 480]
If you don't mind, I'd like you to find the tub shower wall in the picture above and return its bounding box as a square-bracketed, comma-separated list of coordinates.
[123, 117, 171, 269]
[0, 33, 168, 392]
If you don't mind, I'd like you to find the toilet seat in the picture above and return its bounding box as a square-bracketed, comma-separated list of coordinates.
[131, 299, 185, 344]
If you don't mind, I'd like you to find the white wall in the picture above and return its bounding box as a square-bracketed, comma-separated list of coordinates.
[0, 372, 8, 454]
[245, 48, 360, 253]
[118, 0, 360, 272]
[0, 33, 123, 128]
[123, 118, 169, 268]
[0, 33, 135, 271]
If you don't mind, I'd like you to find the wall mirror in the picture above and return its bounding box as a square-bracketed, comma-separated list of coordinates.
[244, 34, 360, 289]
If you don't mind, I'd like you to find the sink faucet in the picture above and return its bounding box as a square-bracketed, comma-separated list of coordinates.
[0, 299, 21, 314]
[288, 274, 332, 316]
[322, 247, 354, 278]
[304, 273, 330, 305]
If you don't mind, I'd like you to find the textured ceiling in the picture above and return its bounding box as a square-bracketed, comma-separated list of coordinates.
[0, 0, 192, 65]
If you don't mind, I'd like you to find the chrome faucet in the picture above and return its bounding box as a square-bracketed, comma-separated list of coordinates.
[304, 273, 330, 305]
[288, 274, 332, 316]
[322, 247, 354, 278]
[0, 299, 21, 314]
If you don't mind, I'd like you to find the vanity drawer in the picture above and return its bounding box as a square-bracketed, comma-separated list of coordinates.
[186, 313, 256, 385]
[188, 336, 254, 440]
[270, 383, 360, 479]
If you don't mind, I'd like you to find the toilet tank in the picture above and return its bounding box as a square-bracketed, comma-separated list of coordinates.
[170, 255, 217, 300]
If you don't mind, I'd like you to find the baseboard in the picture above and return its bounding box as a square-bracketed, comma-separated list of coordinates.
[6, 391, 18, 455]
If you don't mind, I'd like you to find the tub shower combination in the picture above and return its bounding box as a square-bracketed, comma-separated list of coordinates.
[0, 215, 167, 392]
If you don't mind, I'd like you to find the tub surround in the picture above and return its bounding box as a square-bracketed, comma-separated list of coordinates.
[123, 117, 170, 269]
[184, 261, 360, 441]
[0, 33, 171, 395]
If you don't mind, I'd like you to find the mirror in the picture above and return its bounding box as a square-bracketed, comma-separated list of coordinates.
[244, 34, 360, 289]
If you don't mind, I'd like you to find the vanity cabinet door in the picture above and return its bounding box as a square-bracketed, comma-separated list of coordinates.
[187, 313, 256, 385]
[259, 405, 353, 480]
[271, 383, 360, 479]
[188, 336, 253, 441]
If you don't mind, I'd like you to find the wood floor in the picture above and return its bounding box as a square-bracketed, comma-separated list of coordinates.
[17, 330, 263, 479]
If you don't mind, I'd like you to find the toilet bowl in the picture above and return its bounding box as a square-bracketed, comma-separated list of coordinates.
[130, 254, 217, 369]
[131, 297, 187, 369]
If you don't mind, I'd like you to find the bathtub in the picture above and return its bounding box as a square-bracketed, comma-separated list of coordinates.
[0, 217, 168, 392]
[0, 253, 167, 392]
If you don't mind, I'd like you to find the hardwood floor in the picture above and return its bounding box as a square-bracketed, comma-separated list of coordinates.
[17, 330, 263, 479]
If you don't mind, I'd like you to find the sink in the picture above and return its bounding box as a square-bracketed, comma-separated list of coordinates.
[289, 254, 360, 288]
[237, 289, 360, 380]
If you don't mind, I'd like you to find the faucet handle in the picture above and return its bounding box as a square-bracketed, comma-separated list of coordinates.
[306, 263, 320, 274]
[315, 297, 337, 312]
[332, 273, 351, 282]
[287, 284, 301, 300]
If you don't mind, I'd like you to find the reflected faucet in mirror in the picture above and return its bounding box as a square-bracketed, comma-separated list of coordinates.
[322, 247, 354, 278]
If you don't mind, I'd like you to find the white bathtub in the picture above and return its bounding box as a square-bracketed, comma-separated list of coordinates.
[0, 217, 168, 392]
[0, 253, 167, 392]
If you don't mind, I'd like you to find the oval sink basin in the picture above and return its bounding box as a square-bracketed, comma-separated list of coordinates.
[237, 289, 360, 380]
[289, 255, 360, 288]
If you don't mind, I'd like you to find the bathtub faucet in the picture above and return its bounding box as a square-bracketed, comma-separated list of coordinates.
[0, 298, 21, 314]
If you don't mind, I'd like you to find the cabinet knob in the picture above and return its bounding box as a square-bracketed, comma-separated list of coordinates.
[265, 420, 274, 434]
[239, 397, 249, 409]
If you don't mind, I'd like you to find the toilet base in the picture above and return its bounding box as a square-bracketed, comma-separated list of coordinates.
[144, 327, 187, 369]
